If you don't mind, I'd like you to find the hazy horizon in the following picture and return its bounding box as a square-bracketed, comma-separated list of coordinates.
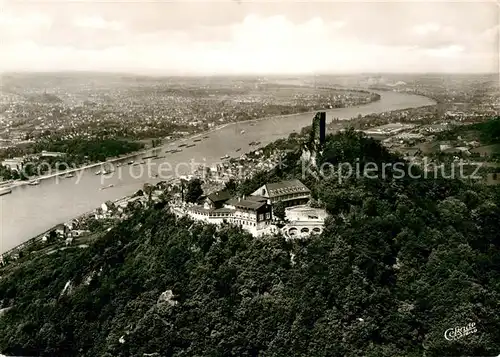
[1, 70, 499, 77]
[0, 0, 498, 75]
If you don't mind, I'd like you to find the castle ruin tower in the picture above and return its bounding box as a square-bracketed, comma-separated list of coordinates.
[312, 111, 326, 146]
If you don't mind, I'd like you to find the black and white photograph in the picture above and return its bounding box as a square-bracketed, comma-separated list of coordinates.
[0, 0, 499, 356]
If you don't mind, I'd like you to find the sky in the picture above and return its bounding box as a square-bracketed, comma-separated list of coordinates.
[0, 0, 498, 74]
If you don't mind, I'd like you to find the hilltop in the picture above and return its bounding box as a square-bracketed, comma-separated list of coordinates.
[0, 130, 499, 356]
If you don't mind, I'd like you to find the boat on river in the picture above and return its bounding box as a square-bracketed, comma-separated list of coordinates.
[100, 184, 114, 190]
[0, 187, 12, 196]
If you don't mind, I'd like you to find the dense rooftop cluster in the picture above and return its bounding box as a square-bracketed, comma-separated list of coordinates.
[0, 74, 376, 147]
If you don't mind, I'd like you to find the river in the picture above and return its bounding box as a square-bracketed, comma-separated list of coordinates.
[0, 90, 435, 253]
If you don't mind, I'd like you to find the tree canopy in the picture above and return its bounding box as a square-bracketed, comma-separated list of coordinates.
[0, 130, 499, 356]
[184, 178, 203, 203]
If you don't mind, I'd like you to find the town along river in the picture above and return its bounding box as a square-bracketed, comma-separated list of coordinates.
[0, 90, 435, 253]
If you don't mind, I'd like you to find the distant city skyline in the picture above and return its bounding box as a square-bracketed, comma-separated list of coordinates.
[0, 0, 498, 74]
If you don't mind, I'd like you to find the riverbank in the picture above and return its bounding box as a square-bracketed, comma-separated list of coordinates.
[0, 92, 379, 191]
[0, 98, 380, 259]
[0, 122, 232, 191]
[0, 192, 134, 264]
[0, 90, 436, 254]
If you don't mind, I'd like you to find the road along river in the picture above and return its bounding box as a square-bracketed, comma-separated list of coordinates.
[0, 90, 435, 253]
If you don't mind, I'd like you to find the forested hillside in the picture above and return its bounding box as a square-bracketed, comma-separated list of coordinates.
[437, 116, 500, 149]
[0, 130, 499, 356]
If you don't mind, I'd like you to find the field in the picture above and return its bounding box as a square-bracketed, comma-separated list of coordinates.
[470, 144, 500, 157]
